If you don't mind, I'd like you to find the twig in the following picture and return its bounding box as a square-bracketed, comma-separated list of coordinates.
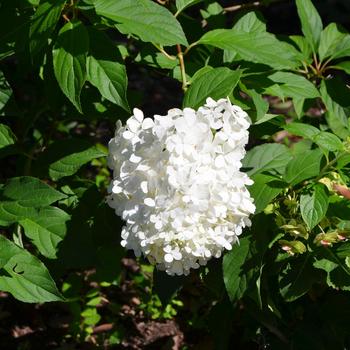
[183, 41, 199, 56]
[152, 44, 177, 60]
[224, 1, 260, 12]
[177, 44, 188, 91]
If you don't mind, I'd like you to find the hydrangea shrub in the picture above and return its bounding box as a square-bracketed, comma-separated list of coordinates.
[1, 0, 350, 347]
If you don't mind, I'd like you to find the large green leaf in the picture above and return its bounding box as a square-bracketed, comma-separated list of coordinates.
[295, 0, 323, 52]
[318, 23, 346, 61]
[183, 67, 241, 109]
[284, 122, 320, 139]
[86, 28, 129, 111]
[249, 174, 285, 214]
[314, 132, 344, 152]
[1, 176, 66, 207]
[53, 20, 89, 113]
[242, 143, 292, 176]
[331, 35, 350, 60]
[319, 79, 350, 140]
[289, 35, 312, 61]
[0, 123, 18, 159]
[20, 207, 70, 259]
[224, 12, 266, 63]
[93, 0, 187, 46]
[0, 177, 66, 226]
[0, 70, 12, 111]
[333, 61, 350, 74]
[175, 0, 203, 14]
[36, 139, 107, 180]
[199, 29, 301, 69]
[0, 123, 16, 149]
[265, 72, 319, 99]
[223, 236, 252, 302]
[300, 184, 329, 230]
[284, 149, 323, 185]
[0, 235, 63, 302]
[314, 250, 350, 291]
[285, 123, 344, 151]
[279, 254, 321, 301]
[29, 0, 66, 57]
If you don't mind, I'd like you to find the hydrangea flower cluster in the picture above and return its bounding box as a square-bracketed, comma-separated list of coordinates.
[107, 98, 255, 275]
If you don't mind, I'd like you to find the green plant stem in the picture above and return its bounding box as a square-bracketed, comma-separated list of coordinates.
[177, 44, 188, 91]
[152, 44, 177, 60]
[315, 150, 348, 181]
[224, 1, 260, 12]
[183, 41, 199, 55]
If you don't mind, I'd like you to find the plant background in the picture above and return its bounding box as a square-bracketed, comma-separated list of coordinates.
[1, 0, 350, 349]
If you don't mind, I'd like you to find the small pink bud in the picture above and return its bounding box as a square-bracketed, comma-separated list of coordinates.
[321, 240, 332, 246]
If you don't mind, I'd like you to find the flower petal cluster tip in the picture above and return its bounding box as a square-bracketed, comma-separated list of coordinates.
[107, 98, 255, 275]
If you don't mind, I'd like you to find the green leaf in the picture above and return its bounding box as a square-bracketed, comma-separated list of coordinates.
[20, 207, 70, 259]
[53, 20, 89, 113]
[223, 236, 251, 302]
[331, 35, 350, 60]
[183, 67, 241, 109]
[284, 122, 320, 139]
[284, 149, 323, 185]
[224, 12, 266, 63]
[0, 70, 12, 111]
[314, 132, 344, 152]
[0, 176, 66, 226]
[242, 143, 292, 176]
[249, 174, 285, 214]
[279, 254, 320, 301]
[1, 176, 66, 207]
[300, 184, 329, 230]
[318, 23, 346, 61]
[199, 29, 301, 69]
[86, 28, 129, 111]
[175, 0, 203, 14]
[29, 0, 66, 57]
[333, 61, 350, 74]
[0, 235, 63, 303]
[93, 0, 187, 46]
[295, 0, 323, 52]
[36, 139, 107, 180]
[319, 79, 350, 140]
[265, 72, 319, 99]
[314, 250, 350, 291]
[233, 11, 266, 33]
[289, 35, 312, 61]
[0, 123, 16, 149]
[239, 83, 269, 123]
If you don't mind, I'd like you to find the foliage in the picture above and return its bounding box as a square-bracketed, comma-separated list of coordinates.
[1, 0, 350, 348]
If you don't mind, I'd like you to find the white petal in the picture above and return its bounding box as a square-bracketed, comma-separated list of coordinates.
[127, 118, 140, 133]
[133, 108, 144, 123]
[164, 253, 173, 263]
[142, 118, 154, 129]
[144, 198, 155, 207]
[140, 181, 148, 193]
[122, 130, 134, 140]
[130, 154, 141, 163]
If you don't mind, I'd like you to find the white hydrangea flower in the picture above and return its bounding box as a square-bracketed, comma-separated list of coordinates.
[107, 98, 255, 276]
